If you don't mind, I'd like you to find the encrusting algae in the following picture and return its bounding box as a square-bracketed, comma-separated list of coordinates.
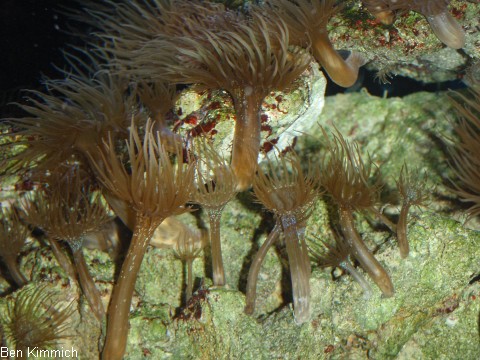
[363, 0, 466, 49]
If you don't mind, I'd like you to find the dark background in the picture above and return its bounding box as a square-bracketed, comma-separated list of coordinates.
[0, 0, 82, 94]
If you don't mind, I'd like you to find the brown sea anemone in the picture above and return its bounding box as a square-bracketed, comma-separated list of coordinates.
[363, 0, 465, 49]
[172, 219, 207, 302]
[192, 142, 238, 286]
[248, 152, 320, 324]
[21, 172, 109, 322]
[0, 285, 73, 356]
[90, 119, 194, 360]
[320, 127, 394, 297]
[135, 81, 182, 151]
[309, 233, 373, 299]
[105, 4, 311, 190]
[2, 50, 142, 229]
[395, 164, 429, 258]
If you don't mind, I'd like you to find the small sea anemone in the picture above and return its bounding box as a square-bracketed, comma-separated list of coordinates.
[395, 164, 429, 258]
[21, 172, 109, 321]
[135, 81, 181, 147]
[320, 128, 381, 210]
[0, 285, 73, 356]
[90, 119, 194, 360]
[449, 86, 480, 220]
[363, 0, 465, 49]
[320, 127, 394, 297]
[19, 172, 78, 281]
[309, 233, 373, 299]
[172, 219, 207, 302]
[249, 152, 320, 324]
[192, 141, 238, 286]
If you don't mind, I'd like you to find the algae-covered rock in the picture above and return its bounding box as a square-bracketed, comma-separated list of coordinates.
[329, 0, 480, 83]
[124, 91, 479, 359]
[1, 89, 479, 359]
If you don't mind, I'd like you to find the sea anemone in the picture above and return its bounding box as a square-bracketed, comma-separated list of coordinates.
[249, 152, 320, 324]
[395, 164, 429, 258]
[309, 233, 373, 299]
[135, 81, 181, 151]
[90, 119, 194, 360]
[21, 172, 109, 322]
[320, 127, 394, 297]
[2, 50, 141, 229]
[108, 5, 311, 190]
[19, 175, 78, 281]
[0, 285, 73, 357]
[192, 142, 238, 286]
[363, 0, 465, 49]
[172, 219, 207, 302]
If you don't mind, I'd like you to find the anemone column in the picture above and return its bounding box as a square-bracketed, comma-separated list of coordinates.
[231, 87, 265, 191]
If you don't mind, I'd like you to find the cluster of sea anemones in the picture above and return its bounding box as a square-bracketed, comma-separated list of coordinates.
[87, 0, 370, 191]
[0, 0, 475, 359]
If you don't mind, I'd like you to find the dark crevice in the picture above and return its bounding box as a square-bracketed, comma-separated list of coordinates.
[324, 67, 467, 98]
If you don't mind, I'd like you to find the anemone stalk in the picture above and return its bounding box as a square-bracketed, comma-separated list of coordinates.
[281, 214, 311, 323]
[103, 214, 159, 359]
[71, 244, 105, 321]
[338, 207, 393, 297]
[245, 221, 281, 314]
[231, 88, 264, 191]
